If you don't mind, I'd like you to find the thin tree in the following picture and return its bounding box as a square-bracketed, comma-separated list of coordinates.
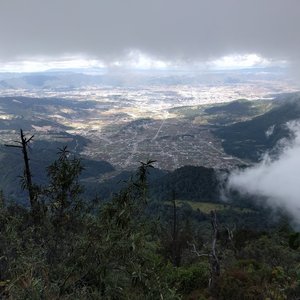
[209, 210, 220, 290]
[5, 129, 40, 223]
[188, 210, 221, 290]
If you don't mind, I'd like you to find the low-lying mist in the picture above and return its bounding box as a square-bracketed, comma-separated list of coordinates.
[228, 121, 300, 224]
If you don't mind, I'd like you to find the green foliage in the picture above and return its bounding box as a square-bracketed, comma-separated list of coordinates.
[1, 146, 300, 299]
[167, 263, 209, 294]
[46, 146, 84, 216]
[150, 165, 219, 202]
[0, 156, 181, 299]
[216, 233, 300, 300]
[289, 232, 300, 250]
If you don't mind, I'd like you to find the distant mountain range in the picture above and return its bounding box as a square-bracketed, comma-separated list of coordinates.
[0, 67, 288, 90]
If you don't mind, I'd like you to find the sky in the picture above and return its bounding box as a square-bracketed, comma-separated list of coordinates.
[0, 0, 299, 71]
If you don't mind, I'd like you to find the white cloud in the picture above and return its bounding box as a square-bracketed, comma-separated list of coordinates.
[0, 56, 105, 73]
[228, 121, 300, 223]
[110, 50, 170, 70]
[209, 54, 286, 70]
[0, 51, 287, 73]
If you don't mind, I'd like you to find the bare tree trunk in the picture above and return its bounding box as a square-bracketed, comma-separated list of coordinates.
[6, 129, 39, 224]
[188, 210, 221, 291]
[209, 210, 220, 290]
[20, 130, 36, 210]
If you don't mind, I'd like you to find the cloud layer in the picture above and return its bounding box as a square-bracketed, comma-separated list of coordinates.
[0, 0, 299, 66]
[228, 121, 300, 223]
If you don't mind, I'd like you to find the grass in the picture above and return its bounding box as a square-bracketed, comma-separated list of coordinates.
[166, 200, 253, 214]
[178, 200, 228, 213]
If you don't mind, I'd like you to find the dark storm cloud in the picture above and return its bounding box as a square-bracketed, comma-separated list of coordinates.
[0, 0, 299, 63]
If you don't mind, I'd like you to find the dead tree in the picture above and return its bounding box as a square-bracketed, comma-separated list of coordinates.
[209, 210, 220, 290]
[5, 129, 40, 223]
[187, 210, 221, 290]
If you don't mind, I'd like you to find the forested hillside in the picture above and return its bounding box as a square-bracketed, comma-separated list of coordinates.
[0, 144, 300, 299]
[215, 99, 300, 161]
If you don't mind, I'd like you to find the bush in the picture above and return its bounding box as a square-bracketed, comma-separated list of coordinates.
[167, 262, 209, 294]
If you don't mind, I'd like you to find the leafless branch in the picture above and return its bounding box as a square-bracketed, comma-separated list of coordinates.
[187, 241, 211, 258]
